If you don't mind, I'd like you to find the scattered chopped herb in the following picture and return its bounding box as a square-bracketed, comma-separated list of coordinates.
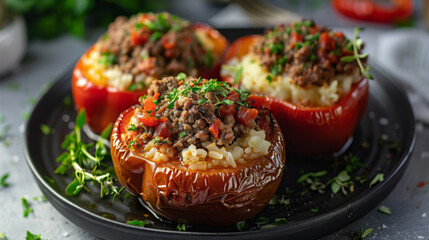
[7, 82, 20, 91]
[311, 208, 318, 213]
[28, 97, 37, 106]
[266, 75, 273, 84]
[255, 216, 270, 225]
[269, 194, 290, 206]
[55, 109, 121, 200]
[378, 205, 391, 215]
[0, 232, 7, 239]
[353, 226, 373, 240]
[22, 111, 30, 120]
[127, 219, 147, 227]
[197, 98, 207, 105]
[149, 31, 162, 42]
[22, 197, 34, 217]
[25, 231, 42, 240]
[215, 99, 234, 106]
[260, 218, 289, 229]
[297, 170, 327, 183]
[340, 28, 373, 79]
[234, 66, 243, 85]
[328, 170, 352, 195]
[205, 50, 214, 68]
[40, 124, 52, 135]
[236, 221, 249, 231]
[176, 72, 187, 81]
[176, 222, 187, 231]
[98, 52, 117, 66]
[43, 176, 55, 185]
[128, 124, 138, 132]
[128, 140, 136, 149]
[369, 173, 384, 188]
[346, 155, 366, 172]
[0, 173, 9, 187]
[178, 131, 186, 138]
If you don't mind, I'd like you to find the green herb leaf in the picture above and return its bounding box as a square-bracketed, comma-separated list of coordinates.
[98, 52, 117, 66]
[236, 221, 249, 231]
[176, 72, 187, 80]
[65, 178, 84, 196]
[260, 218, 289, 229]
[127, 219, 147, 227]
[128, 140, 136, 149]
[331, 181, 341, 194]
[128, 124, 138, 132]
[40, 124, 52, 135]
[76, 109, 86, 129]
[297, 170, 327, 183]
[233, 66, 243, 85]
[178, 131, 186, 138]
[25, 231, 42, 240]
[369, 173, 384, 188]
[22, 197, 34, 217]
[340, 55, 355, 62]
[378, 205, 391, 215]
[255, 216, 269, 225]
[176, 222, 187, 231]
[0, 173, 9, 187]
[0, 232, 7, 240]
[353, 226, 374, 240]
[337, 170, 351, 182]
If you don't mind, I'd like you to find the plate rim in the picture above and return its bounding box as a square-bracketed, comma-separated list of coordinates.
[23, 61, 416, 239]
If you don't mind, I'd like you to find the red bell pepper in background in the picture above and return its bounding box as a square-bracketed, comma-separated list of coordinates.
[221, 35, 369, 156]
[72, 24, 228, 134]
[332, 0, 413, 24]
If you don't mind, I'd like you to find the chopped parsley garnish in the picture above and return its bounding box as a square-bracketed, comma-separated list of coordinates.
[236, 221, 249, 231]
[22, 197, 34, 217]
[128, 140, 136, 149]
[149, 31, 162, 42]
[260, 218, 289, 229]
[369, 173, 384, 188]
[128, 82, 146, 91]
[40, 124, 52, 135]
[176, 222, 187, 231]
[127, 219, 147, 227]
[128, 124, 138, 132]
[25, 231, 42, 240]
[98, 52, 117, 66]
[215, 99, 234, 106]
[205, 50, 214, 68]
[353, 226, 373, 240]
[378, 205, 391, 215]
[0, 232, 7, 239]
[0, 173, 9, 187]
[197, 98, 207, 105]
[176, 72, 187, 80]
[178, 131, 186, 138]
[234, 66, 243, 85]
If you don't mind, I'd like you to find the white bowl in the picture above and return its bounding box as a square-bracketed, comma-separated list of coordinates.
[0, 15, 26, 76]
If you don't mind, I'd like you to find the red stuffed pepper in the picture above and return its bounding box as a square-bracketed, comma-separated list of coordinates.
[221, 20, 369, 156]
[72, 12, 228, 133]
[111, 76, 285, 225]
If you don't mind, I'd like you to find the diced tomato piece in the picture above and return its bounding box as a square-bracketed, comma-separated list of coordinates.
[139, 117, 159, 127]
[333, 31, 345, 39]
[161, 35, 175, 49]
[227, 91, 240, 102]
[131, 30, 149, 46]
[155, 121, 173, 138]
[248, 95, 270, 110]
[236, 107, 258, 127]
[219, 104, 237, 116]
[319, 32, 336, 51]
[154, 92, 160, 100]
[292, 31, 302, 43]
[209, 118, 221, 139]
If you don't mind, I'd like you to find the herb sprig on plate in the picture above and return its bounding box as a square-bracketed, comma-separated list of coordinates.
[55, 109, 123, 200]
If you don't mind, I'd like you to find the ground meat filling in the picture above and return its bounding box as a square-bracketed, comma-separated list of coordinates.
[253, 20, 366, 88]
[127, 76, 270, 155]
[98, 12, 211, 85]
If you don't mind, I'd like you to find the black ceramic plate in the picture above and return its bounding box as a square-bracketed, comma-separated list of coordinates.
[24, 29, 415, 240]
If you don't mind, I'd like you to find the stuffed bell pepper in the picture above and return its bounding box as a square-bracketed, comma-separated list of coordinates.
[72, 12, 228, 133]
[111, 75, 285, 225]
[221, 20, 370, 156]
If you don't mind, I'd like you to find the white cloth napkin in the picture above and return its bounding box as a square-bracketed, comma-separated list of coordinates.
[375, 29, 429, 123]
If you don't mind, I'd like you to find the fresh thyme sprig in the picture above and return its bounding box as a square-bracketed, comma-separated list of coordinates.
[55, 109, 123, 200]
[340, 27, 373, 80]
